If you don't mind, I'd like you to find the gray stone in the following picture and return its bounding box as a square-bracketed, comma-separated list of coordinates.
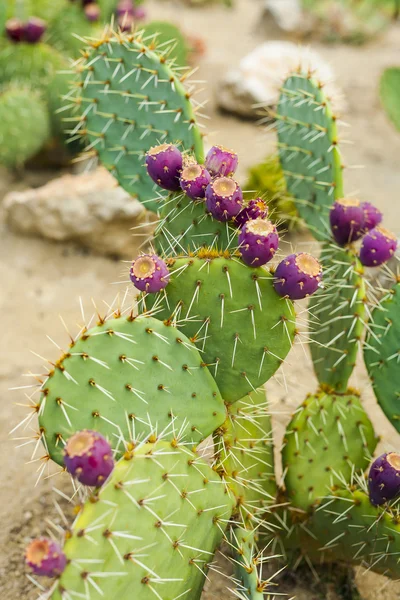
[3, 168, 153, 258]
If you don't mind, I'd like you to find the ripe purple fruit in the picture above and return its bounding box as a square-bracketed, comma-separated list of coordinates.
[359, 226, 397, 267]
[273, 253, 322, 300]
[204, 145, 238, 177]
[361, 202, 383, 232]
[368, 452, 400, 506]
[130, 254, 170, 293]
[146, 144, 183, 191]
[234, 198, 268, 228]
[330, 198, 365, 245]
[180, 163, 211, 200]
[238, 218, 279, 267]
[23, 17, 47, 43]
[64, 430, 114, 487]
[25, 538, 67, 577]
[5, 18, 24, 42]
[116, 0, 134, 16]
[205, 177, 243, 222]
[84, 3, 101, 21]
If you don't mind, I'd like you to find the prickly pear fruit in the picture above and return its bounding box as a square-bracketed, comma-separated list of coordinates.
[64, 430, 114, 487]
[179, 163, 211, 200]
[5, 18, 24, 42]
[145, 144, 183, 192]
[273, 253, 322, 300]
[359, 226, 397, 267]
[25, 538, 66, 577]
[205, 144, 238, 177]
[205, 177, 243, 221]
[238, 219, 279, 267]
[234, 198, 268, 228]
[130, 254, 170, 293]
[361, 202, 382, 232]
[23, 17, 47, 43]
[330, 198, 365, 245]
[369, 452, 400, 506]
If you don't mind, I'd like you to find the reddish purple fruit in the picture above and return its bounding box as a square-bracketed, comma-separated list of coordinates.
[361, 202, 383, 232]
[23, 17, 47, 43]
[130, 254, 170, 293]
[368, 452, 400, 506]
[5, 18, 24, 42]
[117, 0, 134, 15]
[273, 253, 322, 300]
[25, 538, 67, 577]
[84, 3, 101, 21]
[146, 144, 183, 191]
[205, 177, 243, 222]
[238, 218, 279, 267]
[64, 430, 114, 487]
[359, 226, 397, 267]
[180, 163, 211, 200]
[204, 145, 238, 178]
[234, 198, 268, 228]
[330, 198, 365, 245]
[132, 5, 146, 19]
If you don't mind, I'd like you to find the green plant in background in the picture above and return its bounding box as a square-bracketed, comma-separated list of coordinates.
[15, 36, 400, 600]
[380, 67, 400, 131]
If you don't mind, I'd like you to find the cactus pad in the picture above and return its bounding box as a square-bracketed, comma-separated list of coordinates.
[282, 390, 377, 511]
[146, 255, 296, 402]
[71, 29, 204, 213]
[51, 440, 235, 600]
[309, 244, 366, 391]
[154, 192, 235, 256]
[277, 71, 344, 240]
[364, 283, 400, 433]
[39, 314, 226, 465]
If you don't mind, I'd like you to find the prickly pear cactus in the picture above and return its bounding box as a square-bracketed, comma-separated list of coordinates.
[39, 313, 226, 465]
[51, 440, 235, 600]
[309, 244, 367, 391]
[364, 282, 400, 432]
[146, 254, 296, 402]
[71, 29, 204, 212]
[277, 71, 344, 239]
[282, 390, 377, 511]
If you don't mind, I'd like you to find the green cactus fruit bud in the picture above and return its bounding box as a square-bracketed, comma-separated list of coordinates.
[50, 440, 235, 600]
[364, 282, 400, 433]
[282, 390, 377, 511]
[309, 244, 366, 392]
[277, 71, 344, 240]
[154, 192, 235, 256]
[71, 28, 204, 213]
[145, 253, 296, 403]
[214, 389, 277, 523]
[38, 313, 226, 465]
[0, 84, 50, 167]
[142, 21, 190, 68]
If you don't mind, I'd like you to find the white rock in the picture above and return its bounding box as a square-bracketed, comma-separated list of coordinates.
[4, 168, 152, 258]
[218, 41, 346, 119]
[263, 0, 303, 33]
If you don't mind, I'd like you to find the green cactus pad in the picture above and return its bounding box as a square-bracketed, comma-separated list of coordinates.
[229, 527, 265, 600]
[142, 21, 190, 68]
[47, 3, 103, 57]
[214, 389, 277, 522]
[154, 192, 235, 256]
[309, 244, 366, 392]
[71, 29, 204, 213]
[364, 283, 400, 433]
[381, 67, 400, 131]
[277, 71, 344, 240]
[39, 314, 226, 465]
[51, 440, 235, 600]
[0, 85, 50, 167]
[282, 390, 377, 511]
[146, 255, 296, 403]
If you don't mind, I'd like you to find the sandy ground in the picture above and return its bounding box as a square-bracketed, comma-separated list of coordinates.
[1, 1, 400, 598]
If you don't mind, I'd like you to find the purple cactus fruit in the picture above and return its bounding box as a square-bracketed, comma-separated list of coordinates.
[146, 144, 183, 192]
[234, 198, 269, 228]
[238, 218, 279, 267]
[359, 226, 397, 267]
[179, 163, 211, 200]
[118, 13, 134, 31]
[330, 198, 365, 246]
[23, 17, 47, 43]
[130, 254, 170, 293]
[361, 202, 383, 232]
[84, 3, 101, 21]
[273, 253, 323, 300]
[25, 538, 67, 577]
[64, 430, 114, 487]
[5, 18, 25, 42]
[204, 145, 238, 178]
[205, 177, 243, 222]
[368, 452, 400, 506]
[116, 0, 134, 16]
[132, 5, 146, 20]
